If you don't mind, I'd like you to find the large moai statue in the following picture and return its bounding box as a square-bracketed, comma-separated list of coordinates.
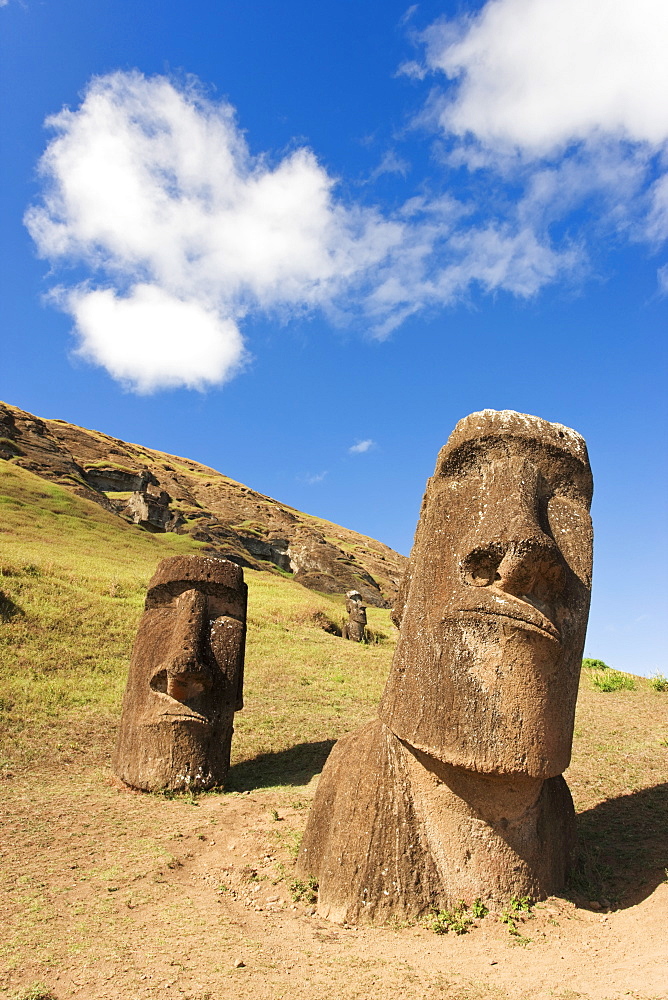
[113, 555, 247, 792]
[297, 410, 593, 923]
[342, 590, 367, 642]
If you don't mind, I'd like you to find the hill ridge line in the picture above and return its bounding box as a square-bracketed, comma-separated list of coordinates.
[0, 399, 406, 607]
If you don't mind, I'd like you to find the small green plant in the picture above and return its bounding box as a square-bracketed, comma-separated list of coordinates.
[430, 900, 473, 935]
[271, 860, 286, 884]
[498, 895, 533, 944]
[160, 788, 199, 805]
[649, 673, 668, 692]
[471, 897, 489, 919]
[288, 876, 318, 904]
[15, 984, 57, 1000]
[278, 829, 303, 858]
[270, 808, 280, 821]
[582, 658, 609, 670]
[500, 908, 532, 945]
[592, 670, 635, 692]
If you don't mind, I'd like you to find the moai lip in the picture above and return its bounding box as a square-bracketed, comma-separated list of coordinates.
[297, 410, 593, 923]
[112, 555, 247, 792]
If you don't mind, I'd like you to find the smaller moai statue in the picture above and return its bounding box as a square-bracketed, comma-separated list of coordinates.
[113, 555, 247, 792]
[342, 590, 367, 642]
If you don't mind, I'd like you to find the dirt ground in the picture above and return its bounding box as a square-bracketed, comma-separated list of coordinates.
[1, 718, 666, 1000]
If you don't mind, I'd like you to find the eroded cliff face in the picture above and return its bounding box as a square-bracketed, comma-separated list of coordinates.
[0, 401, 406, 607]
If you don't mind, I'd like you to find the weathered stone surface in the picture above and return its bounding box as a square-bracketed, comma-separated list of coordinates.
[84, 466, 156, 494]
[297, 410, 593, 922]
[240, 534, 292, 572]
[287, 527, 389, 607]
[122, 488, 185, 532]
[342, 590, 367, 642]
[113, 555, 247, 791]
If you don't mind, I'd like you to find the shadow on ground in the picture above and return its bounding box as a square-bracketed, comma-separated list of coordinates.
[227, 739, 336, 792]
[0, 590, 23, 623]
[569, 782, 668, 909]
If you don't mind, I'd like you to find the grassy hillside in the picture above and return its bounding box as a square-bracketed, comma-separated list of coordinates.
[0, 400, 407, 608]
[1, 458, 666, 1000]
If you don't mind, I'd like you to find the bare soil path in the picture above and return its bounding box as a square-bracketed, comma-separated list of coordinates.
[1, 713, 666, 1000]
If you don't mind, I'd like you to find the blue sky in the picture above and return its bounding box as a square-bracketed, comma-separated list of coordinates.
[1, 0, 666, 675]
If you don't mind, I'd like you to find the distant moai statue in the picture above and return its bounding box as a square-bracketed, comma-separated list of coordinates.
[113, 555, 247, 791]
[297, 411, 593, 923]
[342, 590, 367, 642]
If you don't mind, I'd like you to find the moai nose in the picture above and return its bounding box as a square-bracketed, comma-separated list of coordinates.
[166, 589, 210, 701]
[459, 457, 565, 601]
[493, 537, 565, 601]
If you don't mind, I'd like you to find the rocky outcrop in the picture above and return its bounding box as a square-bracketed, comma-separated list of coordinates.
[287, 527, 386, 607]
[84, 466, 157, 493]
[121, 489, 186, 532]
[0, 400, 406, 606]
[240, 534, 292, 572]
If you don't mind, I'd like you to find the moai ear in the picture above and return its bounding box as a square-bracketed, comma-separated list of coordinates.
[210, 616, 246, 711]
[391, 553, 413, 628]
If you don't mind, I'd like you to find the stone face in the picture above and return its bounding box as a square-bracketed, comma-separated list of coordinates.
[342, 590, 367, 642]
[113, 555, 247, 791]
[297, 410, 593, 922]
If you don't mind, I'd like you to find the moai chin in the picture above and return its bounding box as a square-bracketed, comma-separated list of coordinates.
[113, 555, 247, 792]
[342, 590, 367, 642]
[297, 410, 593, 923]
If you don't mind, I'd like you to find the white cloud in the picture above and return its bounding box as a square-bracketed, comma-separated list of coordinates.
[30, 41, 666, 392]
[67, 284, 245, 392]
[647, 172, 668, 244]
[349, 439, 375, 454]
[423, 0, 668, 155]
[412, 0, 668, 290]
[26, 71, 402, 392]
[657, 265, 668, 296]
[367, 149, 411, 183]
[302, 471, 328, 485]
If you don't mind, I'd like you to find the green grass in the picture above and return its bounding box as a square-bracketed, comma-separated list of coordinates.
[591, 669, 636, 692]
[81, 459, 139, 474]
[582, 658, 610, 671]
[430, 901, 474, 935]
